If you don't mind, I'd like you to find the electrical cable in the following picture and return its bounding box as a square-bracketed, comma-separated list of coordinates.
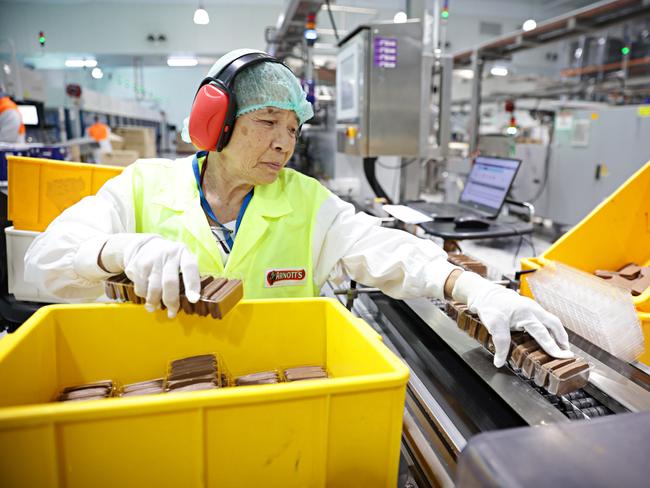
[363, 157, 393, 204]
[375, 157, 421, 170]
[325, 0, 340, 42]
[528, 113, 555, 203]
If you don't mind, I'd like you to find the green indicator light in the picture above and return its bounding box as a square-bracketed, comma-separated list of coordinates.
[621, 46, 630, 55]
[39, 37, 45, 43]
[441, 10, 449, 19]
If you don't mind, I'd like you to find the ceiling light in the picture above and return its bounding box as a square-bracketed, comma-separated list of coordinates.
[193, 5, 209, 25]
[65, 59, 97, 68]
[91, 67, 103, 79]
[522, 19, 537, 32]
[167, 56, 198, 67]
[65, 59, 86, 68]
[490, 66, 509, 77]
[393, 11, 407, 23]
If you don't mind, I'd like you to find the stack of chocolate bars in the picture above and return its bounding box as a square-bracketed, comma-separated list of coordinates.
[447, 254, 488, 277]
[104, 273, 243, 319]
[167, 354, 220, 392]
[119, 379, 165, 397]
[594, 263, 650, 296]
[284, 366, 328, 382]
[57, 380, 114, 402]
[234, 366, 329, 386]
[445, 301, 590, 396]
[235, 371, 281, 386]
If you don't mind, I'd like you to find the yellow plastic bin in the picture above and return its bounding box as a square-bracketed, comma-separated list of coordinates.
[0, 299, 408, 487]
[8, 156, 123, 232]
[521, 160, 650, 364]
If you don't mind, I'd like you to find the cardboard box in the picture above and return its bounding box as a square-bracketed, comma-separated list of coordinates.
[99, 149, 140, 167]
[115, 127, 156, 158]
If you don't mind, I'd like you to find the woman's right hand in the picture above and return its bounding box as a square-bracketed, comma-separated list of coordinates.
[100, 234, 201, 318]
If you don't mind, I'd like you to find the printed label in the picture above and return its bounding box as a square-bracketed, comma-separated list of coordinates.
[265, 268, 307, 288]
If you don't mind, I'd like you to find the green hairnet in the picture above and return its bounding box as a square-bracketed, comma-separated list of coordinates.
[207, 48, 313, 125]
[181, 49, 313, 143]
[232, 61, 313, 125]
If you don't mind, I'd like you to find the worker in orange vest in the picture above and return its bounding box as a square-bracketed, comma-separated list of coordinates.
[87, 116, 112, 152]
[0, 84, 26, 143]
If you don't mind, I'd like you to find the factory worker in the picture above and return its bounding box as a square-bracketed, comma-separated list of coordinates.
[87, 115, 113, 152]
[0, 84, 26, 143]
[25, 49, 573, 368]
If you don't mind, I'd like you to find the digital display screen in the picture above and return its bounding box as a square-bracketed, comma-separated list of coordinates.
[459, 156, 521, 215]
[17, 105, 39, 126]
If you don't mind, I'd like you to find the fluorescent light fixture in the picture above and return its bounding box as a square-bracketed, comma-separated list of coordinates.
[91, 67, 103, 79]
[490, 66, 509, 77]
[522, 19, 537, 32]
[65, 58, 97, 68]
[167, 56, 198, 67]
[393, 11, 407, 23]
[454, 69, 474, 80]
[65, 59, 85, 68]
[193, 6, 209, 25]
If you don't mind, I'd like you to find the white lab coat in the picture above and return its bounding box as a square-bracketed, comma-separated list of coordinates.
[24, 155, 458, 301]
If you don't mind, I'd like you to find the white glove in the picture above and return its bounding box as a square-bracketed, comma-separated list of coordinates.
[452, 272, 574, 368]
[100, 233, 201, 318]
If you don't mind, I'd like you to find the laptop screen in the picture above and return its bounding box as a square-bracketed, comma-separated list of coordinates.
[459, 155, 521, 216]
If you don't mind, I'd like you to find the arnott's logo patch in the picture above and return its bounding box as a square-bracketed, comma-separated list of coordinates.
[265, 268, 307, 287]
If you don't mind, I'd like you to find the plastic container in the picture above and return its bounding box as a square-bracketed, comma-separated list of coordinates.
[0, 299, 408, 487]
[527, 262, 644, 362]
[7, 156, 123, 232]
[521, 160, 650, 363]
[4, 226, 62, 303]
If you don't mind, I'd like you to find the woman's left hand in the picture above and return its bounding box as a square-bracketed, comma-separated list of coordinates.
[452, 272, 574, 367]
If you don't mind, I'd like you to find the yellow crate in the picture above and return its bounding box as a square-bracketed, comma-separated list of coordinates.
[521, 160, 650, 364]
[0, 299, 408, 487]
[8, 156, 123, 232]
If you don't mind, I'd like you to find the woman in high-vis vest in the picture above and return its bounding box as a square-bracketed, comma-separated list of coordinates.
[25, 49, 573, 368]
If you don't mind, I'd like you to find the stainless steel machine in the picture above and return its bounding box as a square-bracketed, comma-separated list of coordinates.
[336, 20, 436, 158]
[335, 19, 452, 203]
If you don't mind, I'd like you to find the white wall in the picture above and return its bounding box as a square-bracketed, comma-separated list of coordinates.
[1, 2, 280, 56]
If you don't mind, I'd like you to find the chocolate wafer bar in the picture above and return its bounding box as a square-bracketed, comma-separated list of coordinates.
[447, 254, 488, 277]
[521, 350, 553, 379]
[509, 340, 539, 370]
[235, 371, 281, 386]
[534, 358, 575, 387]
[105, 273, 243, 319]
[57, 380, 114, 402]
[119, 378, 164, 397]
[547, 359, 590, 396]
[284, 366, 328, 382]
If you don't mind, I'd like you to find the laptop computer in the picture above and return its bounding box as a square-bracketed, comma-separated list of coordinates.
[425, 155, 521, 221]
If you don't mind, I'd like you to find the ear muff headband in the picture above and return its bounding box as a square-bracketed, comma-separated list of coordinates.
[189, 52, 285, 152]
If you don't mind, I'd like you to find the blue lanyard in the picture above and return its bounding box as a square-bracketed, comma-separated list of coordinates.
[192, 152, 253, 250]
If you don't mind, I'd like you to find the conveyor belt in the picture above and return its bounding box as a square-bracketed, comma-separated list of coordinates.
[349, 291, 650, 486]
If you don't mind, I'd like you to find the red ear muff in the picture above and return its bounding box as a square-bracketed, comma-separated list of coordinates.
[189, 83, 230, 151]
